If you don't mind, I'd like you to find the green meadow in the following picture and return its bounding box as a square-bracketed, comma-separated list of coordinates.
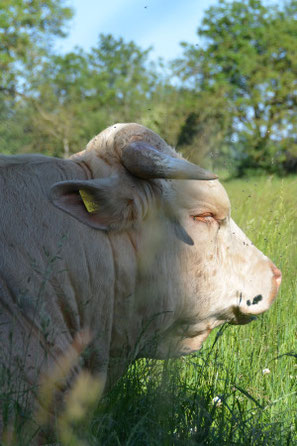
[2, 176, 297, 446]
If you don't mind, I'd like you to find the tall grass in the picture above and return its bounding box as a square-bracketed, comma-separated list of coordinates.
[1, 176, 296, 445]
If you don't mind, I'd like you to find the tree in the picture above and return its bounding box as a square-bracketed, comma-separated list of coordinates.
[88, 34, 157, 123]
[175, 86, 232, 170]
[175, 0, 297, 174]
[25, 49, 94, 157]
[0, 0, 73, 90]
[14, 34, 159, 157]
[0, 0, 73, 156]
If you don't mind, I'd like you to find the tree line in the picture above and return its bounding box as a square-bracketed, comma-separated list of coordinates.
[1, 0, 297, 176]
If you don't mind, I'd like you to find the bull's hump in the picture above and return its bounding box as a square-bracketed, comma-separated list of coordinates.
[0, 155, 87, 185]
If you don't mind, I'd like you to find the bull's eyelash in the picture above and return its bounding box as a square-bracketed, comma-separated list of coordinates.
[191, 213, 215, 223]
[191, 213, 228, 226]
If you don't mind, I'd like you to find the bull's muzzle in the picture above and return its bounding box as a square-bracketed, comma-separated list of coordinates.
[233, 261, 282, 324]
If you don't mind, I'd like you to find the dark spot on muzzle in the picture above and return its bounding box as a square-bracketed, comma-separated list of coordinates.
[246, 294, 263, 307]
[252, 294, 263, 305]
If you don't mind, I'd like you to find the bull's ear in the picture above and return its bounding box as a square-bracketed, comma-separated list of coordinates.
[49, 176, 138, 231]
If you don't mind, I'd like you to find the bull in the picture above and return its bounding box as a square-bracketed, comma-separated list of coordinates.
[0, 123, 281, 423]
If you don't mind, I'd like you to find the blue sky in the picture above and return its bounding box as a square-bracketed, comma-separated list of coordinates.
[56, 0, 218, 61]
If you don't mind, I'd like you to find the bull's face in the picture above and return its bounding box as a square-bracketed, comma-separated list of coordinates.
[150, 178, 281, 357]
[50, 123, 281, 359]
[131, 177, 281, 358]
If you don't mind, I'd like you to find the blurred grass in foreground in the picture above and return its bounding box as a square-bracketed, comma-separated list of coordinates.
[2, 176, 297, 445]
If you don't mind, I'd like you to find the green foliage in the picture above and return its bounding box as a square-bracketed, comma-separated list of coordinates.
[31, 34, 158, 156]
[0, 0, 73, 156]
[0, 97, 35, 154]
[0, 34, 160, 157]
[0, 0, 73, 89]
[175, 86, 232, 168]
[176, 0, 297, 175]
[89, 34, 155, 117]
[1, 0, 297, 169]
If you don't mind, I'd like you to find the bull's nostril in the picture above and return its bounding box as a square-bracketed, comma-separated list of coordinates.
[252, 294, 262, 305]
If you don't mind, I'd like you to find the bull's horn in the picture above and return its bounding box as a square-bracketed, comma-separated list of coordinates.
[122, 141, 218, 180]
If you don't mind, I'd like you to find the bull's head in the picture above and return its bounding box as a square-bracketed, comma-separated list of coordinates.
[50, 123, 281, 358]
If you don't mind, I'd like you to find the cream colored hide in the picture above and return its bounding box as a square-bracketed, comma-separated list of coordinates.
[0, 123, 281, 407]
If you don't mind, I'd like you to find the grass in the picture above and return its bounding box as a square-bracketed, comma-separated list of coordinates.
[1, 175, 297, 445]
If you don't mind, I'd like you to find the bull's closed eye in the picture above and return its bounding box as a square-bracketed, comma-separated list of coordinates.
[192, 213, 214, 223]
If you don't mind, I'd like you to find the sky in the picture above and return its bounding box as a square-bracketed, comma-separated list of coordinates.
[56, 0, 219, 61]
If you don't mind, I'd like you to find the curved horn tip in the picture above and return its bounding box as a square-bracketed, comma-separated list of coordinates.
[203, 172, 219, 180]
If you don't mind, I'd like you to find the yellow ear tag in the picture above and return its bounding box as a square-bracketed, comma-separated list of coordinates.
[79, 189, 99, 213]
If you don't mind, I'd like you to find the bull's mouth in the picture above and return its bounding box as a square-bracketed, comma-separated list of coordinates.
[231, 292, 271, 325]
[230, 307, 257, 325]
